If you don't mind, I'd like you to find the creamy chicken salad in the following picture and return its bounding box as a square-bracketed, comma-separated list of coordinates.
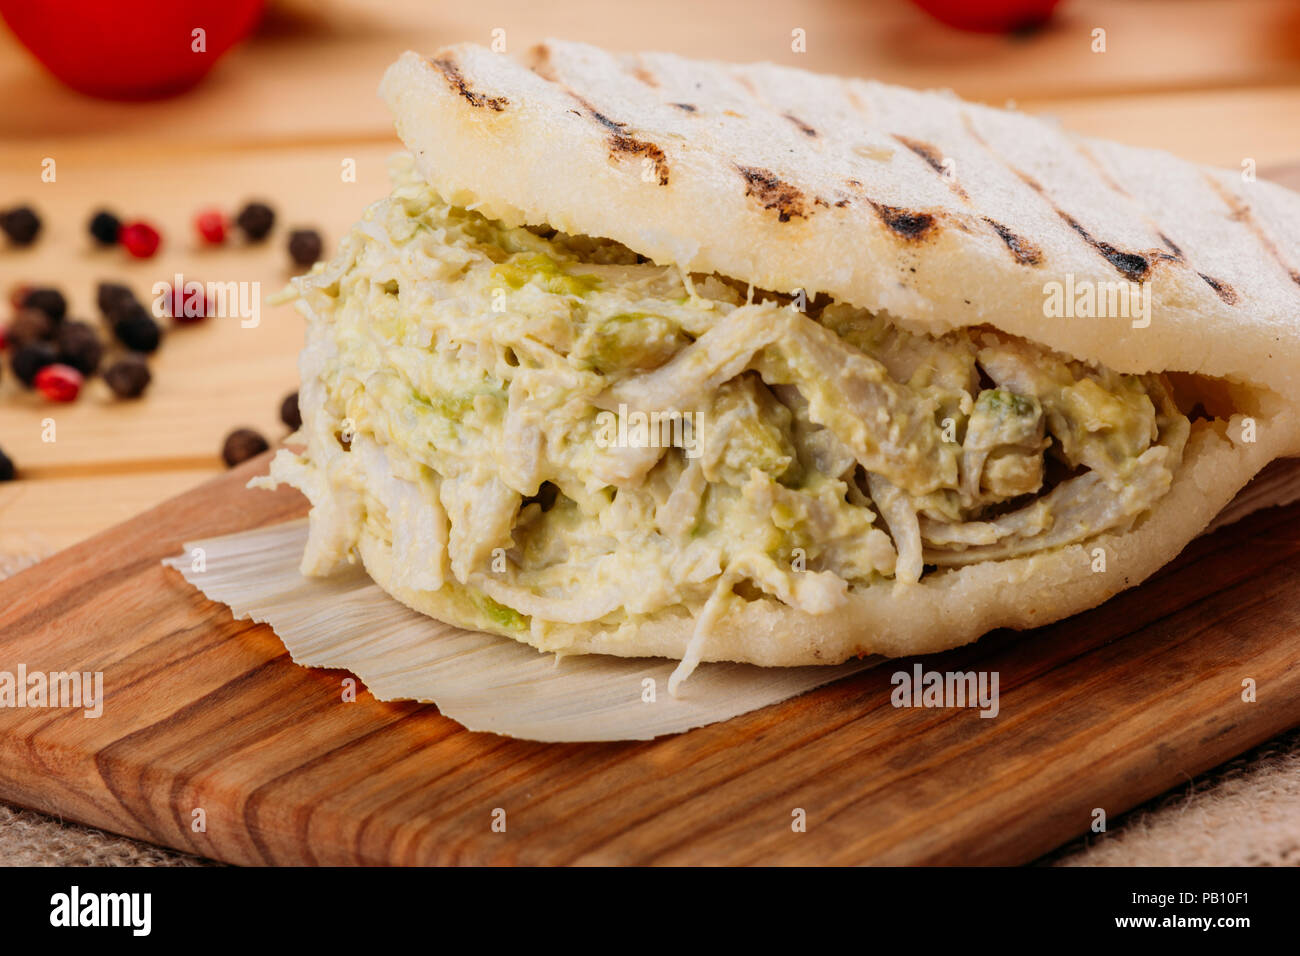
[261, 155, 1191, 661]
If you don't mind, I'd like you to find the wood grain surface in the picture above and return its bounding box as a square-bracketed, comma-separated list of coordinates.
[0, 453, 1298, 865]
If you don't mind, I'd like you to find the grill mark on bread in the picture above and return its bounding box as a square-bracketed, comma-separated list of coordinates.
[625, 57, 661, 88]
[1077, 151, 1297, 297]
[869, 202, 937, 241]
[982, 217, 1043, 266]
[784, 113, 818, 137]
[428, 56, 509, 111]
[724, 68, 823, 147]
[893, 134, 969, 200]
[1044, 193, 1169, 281]
[1074, 143, 1244, 295]
[893, 135, 945, 176]
[575, 97, 622, 133]
[882, 125, 1033, 260]
[1202, 172, 1300, 289]
[1057, 213, 1151, 281]
[961, 112, 1171, 282]
[1082, 142, 1179, 252]
[563, 92, 670, 186]
[671, 102, 698, 112]
[736, 165, 811, 221]
[611, 136, 670, 184]
[1199, 273, 1238, 304]
[530, 42, 663, 184]
[527, 50, 671, 186]
[841, 80, 870, 121]
[528, 42, 554, 75]
[1076, 141, 1134, 199]
[960, 112, 993, 150]
[1015, 170, 1045, 193]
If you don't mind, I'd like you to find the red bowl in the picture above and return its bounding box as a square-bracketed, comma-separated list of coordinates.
[0, 0, 265, 100]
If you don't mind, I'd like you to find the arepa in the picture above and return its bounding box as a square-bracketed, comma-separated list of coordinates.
[259, 40, 1300, 686]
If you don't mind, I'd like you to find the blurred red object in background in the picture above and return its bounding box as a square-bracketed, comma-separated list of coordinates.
[910, 0, 1063, 33]
[0, 0, 265, 100]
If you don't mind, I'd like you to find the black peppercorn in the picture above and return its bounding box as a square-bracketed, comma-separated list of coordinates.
[280, 391, 302, 430]
[97, 281, 138, 320]
[235, 201, 275, 241]
[11, 340, 58, 387]
[112, 304, 162, 353]
[0, 206, 41, 245]
[0, 447, 14, 482]
[287, 229, 323, 267]
[56, 320, 104, 376]
[20, 287, 66, 322]
[222, 428, 270, 467]
[6, 308, 55, 348]
[103, 354, 152, 398]
[89, 209, 122, 245]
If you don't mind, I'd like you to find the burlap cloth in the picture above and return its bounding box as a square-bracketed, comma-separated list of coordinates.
[1, 547, 1296, 867]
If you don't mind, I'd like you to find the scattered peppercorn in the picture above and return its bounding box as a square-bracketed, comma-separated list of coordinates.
[195, 208, 227, 244]
[0, 206, 41, 245]
[165, 282, 209, 324]
[6, 308, 55, 348]
[89, 209, 122, 246]
[20, 287, 66, 322]
[222, 427, 269, 467]
[8, 284, 31, 309]
[56, 320, 104, 376]
[96, 281, 138, 320]
[112, 303, 162, 353]
[119, 221, 161, 258]
[11, 340, 58, 387]
[288, 228, 323, 267]
[34, 363, 83, 402]
[280, 391, 301, 430]
[235, 201, 275, 241]
[103, 354, 151, 398]
[0, 447, 13, 482]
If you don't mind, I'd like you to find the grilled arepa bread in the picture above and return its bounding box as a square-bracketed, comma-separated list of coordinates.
[261, 40, 1300, 686]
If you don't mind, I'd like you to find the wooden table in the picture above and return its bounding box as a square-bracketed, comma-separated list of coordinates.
[3, 0, 1300, 560]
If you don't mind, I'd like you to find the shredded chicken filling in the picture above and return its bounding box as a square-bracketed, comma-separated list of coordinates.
[266, 155, 1194, 646]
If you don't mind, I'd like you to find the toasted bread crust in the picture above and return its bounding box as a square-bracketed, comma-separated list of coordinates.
[382, 41, 1300, 405]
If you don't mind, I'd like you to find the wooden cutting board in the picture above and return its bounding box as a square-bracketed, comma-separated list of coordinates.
[2, 452, 1300, 865]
